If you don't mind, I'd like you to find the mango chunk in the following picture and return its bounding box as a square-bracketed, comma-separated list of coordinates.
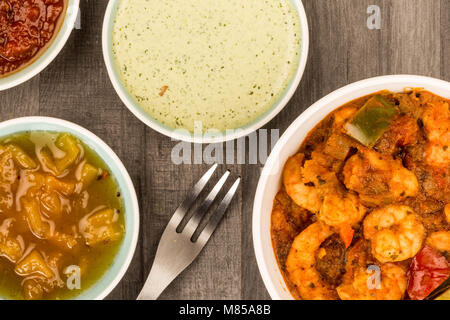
[17, 251, 64, 300]
[22, 197, 49, 239]
[39, 191, 62, 220]
[15, 250, 54, 279]
[23, 279, 44, 300]
[6, 144, 37, 169]
[44, 176, 75, 196]
[0, 151, 14, 210]
[79, 163, 99, 190]
[0, 183, 13, 211]
[0, 150, 17, 184]
[38, 148, 58, 173]
[81, 209, 123, 246]
[0, 236, 23, 263]
[49, 231, 78, 252]
[55, 134, 80, 173]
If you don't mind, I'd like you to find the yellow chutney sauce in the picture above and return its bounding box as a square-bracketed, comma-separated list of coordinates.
[112, 0, 302, 132]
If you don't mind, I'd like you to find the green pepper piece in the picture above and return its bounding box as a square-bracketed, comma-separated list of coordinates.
[344, 95, 398, 147]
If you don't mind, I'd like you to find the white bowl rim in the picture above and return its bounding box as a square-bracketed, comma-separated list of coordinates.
[0, 116, 140, 300]
[0, 0, 80, 91]
[102, 0, 310, 144]
[252, 74, 450, 300]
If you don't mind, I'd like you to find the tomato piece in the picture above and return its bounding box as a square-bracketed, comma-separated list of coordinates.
[407, 245, 450, 300]
[338, 223, 354, 249]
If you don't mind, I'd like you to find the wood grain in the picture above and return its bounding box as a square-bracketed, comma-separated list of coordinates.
[0, 0, 448, 300]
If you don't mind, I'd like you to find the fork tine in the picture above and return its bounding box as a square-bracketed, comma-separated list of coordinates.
[197, 177, 240, 245]
[167, 163, 218, 229]
[183, 170, 230, 237]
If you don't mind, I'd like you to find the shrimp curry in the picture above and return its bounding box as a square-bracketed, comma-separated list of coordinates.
[271, 89, 450, 300]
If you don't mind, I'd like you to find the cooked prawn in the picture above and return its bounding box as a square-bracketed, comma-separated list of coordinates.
[285, 222, 338, 300]
[319, 193, 366, 227]
[337, 241, 407, 300]
[283, 153, 322, 213]
[343, 148, 419, 206]
[283, 152, 342, 213]
[283, 152, 366, 228]
[422, 100, 450, 167]
[426, 231, 450, 252]
[444, 204, 450, 223]
[363, 205, 425, 263]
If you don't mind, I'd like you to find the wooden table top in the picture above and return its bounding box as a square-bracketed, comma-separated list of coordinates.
[1, 0, 449, 299]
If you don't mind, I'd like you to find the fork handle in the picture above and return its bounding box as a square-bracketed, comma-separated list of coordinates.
[137, 225, 198, 300]
[137, 263, 171, 300]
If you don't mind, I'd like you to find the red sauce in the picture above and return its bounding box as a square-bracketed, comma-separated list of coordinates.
[0, 0, 65, 76]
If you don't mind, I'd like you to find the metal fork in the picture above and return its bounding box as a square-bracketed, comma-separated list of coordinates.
[137, 164, 241, 300]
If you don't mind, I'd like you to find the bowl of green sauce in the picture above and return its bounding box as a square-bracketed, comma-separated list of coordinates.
[103, 0, 309, 143]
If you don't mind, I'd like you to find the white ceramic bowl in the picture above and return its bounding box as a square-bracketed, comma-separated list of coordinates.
[0, 117, 139, 300]
[0, 0, 80, 91]
[102, 0, 309, 143]
[252, 75, 450, 300]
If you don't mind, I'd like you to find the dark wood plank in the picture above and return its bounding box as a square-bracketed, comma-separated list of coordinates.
[387, 0, 441, 76]
[0, 77, 40, 119]
[442, 0, 450, 79]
